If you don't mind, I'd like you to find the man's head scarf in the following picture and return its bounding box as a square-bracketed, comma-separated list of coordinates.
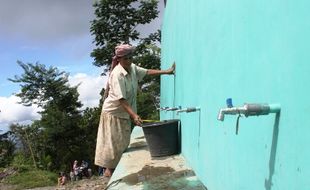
[111, 44, 135, 71]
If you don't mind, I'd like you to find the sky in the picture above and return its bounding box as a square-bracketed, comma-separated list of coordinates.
[0, 0, 164, 132]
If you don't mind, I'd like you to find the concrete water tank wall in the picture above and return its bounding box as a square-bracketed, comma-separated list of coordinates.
[160, 0, 310, 189]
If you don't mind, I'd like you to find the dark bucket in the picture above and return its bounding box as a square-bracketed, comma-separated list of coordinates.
[142, 119, 180, 157]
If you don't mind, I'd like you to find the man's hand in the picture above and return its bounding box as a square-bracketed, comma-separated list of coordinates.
[166, 62, 176, 75]
[133, 115, 143, 126]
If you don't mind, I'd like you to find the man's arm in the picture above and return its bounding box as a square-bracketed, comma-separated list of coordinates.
[119, 98, 142, 126]
[147, 63, 175, 76]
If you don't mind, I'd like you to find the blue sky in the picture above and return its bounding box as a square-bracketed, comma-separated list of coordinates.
[0, 0, 164, 132]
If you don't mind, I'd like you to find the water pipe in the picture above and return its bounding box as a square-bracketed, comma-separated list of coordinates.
[158, 106, 182, 112]
[176, 107, 201, 115]
[217, 99, 281, 135]
[159, 106, 200, 114]
[217, 103, 281, 121]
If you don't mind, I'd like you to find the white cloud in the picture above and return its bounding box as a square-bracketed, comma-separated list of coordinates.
[0, 95, 41, 126]
[0, 73, 107, 131]
[68, 73, 107, 108]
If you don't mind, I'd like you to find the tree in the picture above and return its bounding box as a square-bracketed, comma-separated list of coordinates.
[9, 123, 40, 169]
[78, 107, 101, 166]
[136, 45, 161, 119]
[90, 0, 160, 72]
[9, 61, 85, 171]
[0, 131, 15, 167]
[8, 61, 72, 108]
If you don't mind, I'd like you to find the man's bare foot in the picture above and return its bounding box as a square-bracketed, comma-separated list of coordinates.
[104, 168, 114, 177]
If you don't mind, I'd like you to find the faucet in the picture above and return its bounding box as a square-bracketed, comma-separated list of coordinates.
[217, 103, 281, 121]
[176, 107, 200, 115]
[158, 106, 181, 111]
[157, 106, 169, 111]
[217, 101, 281, 135]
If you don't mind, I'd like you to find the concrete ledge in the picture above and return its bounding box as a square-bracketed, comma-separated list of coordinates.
[107, 127, 207, 190]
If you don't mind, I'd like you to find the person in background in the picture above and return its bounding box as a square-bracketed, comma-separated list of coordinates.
[98, 166, 105, 176]
[72, 160, 79, 180]
[58, 172, 67, 186]
[95, 44, 175, 177]
[69, 170, 75, 181]
[80, 160, 90, 178]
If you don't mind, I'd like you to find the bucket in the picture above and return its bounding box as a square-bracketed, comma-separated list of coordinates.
[142, 119, 180, 157]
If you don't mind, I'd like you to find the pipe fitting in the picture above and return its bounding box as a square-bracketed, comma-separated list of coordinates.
[158, 106, 182, 112]
[176, 107, 200, 115]
[217, 103, 281, 121]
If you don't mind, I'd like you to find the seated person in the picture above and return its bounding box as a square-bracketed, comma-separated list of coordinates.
[58, 172, 66, 186]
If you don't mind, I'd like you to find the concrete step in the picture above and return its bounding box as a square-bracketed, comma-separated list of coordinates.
[106, 127, 207, 190]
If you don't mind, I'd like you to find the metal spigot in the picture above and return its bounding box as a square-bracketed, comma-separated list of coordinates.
[157, 107, 169, 111]
[218, 98, 279, 121]
[217, 101, 281, 135]
[166, 106, 181, 111]
[217, 104, 277, 121]
[217, 106, 246, 121]
[158, 106, 181, 112]
[176, 107, 200, 115]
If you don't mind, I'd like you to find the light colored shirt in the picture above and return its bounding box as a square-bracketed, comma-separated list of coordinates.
[103, 63, 147, 119]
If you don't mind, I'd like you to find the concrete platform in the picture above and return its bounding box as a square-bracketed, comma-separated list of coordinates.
[106, 127, 207, 190]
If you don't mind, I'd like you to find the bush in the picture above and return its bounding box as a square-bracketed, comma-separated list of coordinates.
[10, 153, 33, 172]
[5, 169, 57, 190]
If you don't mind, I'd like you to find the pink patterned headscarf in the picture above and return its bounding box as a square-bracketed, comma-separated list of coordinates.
[111, 44, 135, 71]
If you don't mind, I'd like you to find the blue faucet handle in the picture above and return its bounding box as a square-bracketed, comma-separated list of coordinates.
[226, 98, 233, 108]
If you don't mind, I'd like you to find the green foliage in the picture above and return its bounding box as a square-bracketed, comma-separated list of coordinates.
[0, 132, 15, 167]
[9, 62, 87, 171]
[3, 152, 56, 190]
[10, 153, 33, 172]
[5, 169, 57, 190]
[10, 123, 48, 170]
[38, 155, 52, 171]
[136, 45, 161, 120]
[8, 61, 71, 107]
[39, 105, 84, 171]
[78, 107, 102, 166]
[137, 90, 159, 120]
[90, 0, 159, 72]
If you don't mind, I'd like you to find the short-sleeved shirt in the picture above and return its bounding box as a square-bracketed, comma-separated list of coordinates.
[102, 63, 147, 119]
